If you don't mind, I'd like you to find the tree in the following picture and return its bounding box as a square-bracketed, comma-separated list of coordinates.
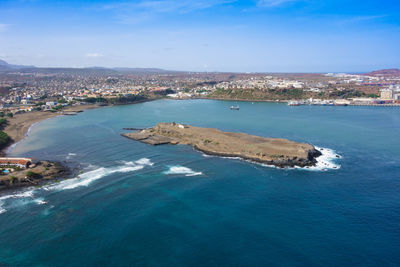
[52, 104, 63, 111]
[6, 113, 13, 118]
[0, 118, 7, 128]
[0, 131, 10, 149]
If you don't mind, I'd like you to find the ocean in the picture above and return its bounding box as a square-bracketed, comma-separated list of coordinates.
[1, 99, 399, 266]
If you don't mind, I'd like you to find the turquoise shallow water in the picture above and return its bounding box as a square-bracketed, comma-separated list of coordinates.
[1, 99, 400, 266]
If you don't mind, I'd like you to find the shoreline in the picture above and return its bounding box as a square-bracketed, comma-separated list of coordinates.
[196, 97, 400, 107]
[122, 123, 323, 168]
[1, 104, 106, 156]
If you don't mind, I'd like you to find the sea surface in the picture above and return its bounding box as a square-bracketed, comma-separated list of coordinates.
[1, 99, 400, 266]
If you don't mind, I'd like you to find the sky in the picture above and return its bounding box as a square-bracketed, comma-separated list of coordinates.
[0, 0, 399, 72]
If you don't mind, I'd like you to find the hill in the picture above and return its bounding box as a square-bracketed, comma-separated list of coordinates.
[0, 58, 178, 74]
[365, 68, 400, 77]
[0, 58, 35, 70]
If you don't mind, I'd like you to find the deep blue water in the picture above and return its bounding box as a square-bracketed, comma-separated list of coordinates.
[1, 99, 400, 266]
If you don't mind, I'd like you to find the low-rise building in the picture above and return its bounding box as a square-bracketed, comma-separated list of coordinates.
[0, 157, 32, 168]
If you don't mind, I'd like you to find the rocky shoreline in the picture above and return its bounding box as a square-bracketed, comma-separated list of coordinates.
[0, 161, 70, 192]
[122, 123, 322, 168]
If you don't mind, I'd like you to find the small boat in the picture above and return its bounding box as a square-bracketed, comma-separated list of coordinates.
[230, 105, 240, 110]
[288, 101, 300, 106]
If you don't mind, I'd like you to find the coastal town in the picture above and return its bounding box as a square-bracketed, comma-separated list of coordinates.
[1, 60, 400, 118]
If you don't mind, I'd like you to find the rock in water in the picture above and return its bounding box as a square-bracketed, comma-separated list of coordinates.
[122, 123, 322, 168]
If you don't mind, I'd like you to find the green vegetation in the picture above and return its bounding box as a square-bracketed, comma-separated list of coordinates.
[153, 88, 175, 96]
[0, 112, 4, 117]
[82, 95, 148, 105]
[0, 131, 10, 149]
[84, 97, 107, 103]
[6, 112, 13, 118]
[35, 101, 45, 106]
[329, 90, 365, 99]
[367, 93, 379, 98]
[210, 87, 308, 100]
[52, 104, 63, 111]
[108, 95, 147, 104]
[0, 118, 7, 128]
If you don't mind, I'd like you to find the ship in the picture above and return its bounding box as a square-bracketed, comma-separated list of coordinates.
[230, 105, 240, 110]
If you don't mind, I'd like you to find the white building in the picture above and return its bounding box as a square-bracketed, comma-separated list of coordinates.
[380, 89, 394, 100]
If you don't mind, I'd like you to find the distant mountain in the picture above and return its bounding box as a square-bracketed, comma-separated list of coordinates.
[365, 68, 400, 76]
[0, 58, 178, 74]
[0, 58, 35, 71]
[0, 59, 9, 66]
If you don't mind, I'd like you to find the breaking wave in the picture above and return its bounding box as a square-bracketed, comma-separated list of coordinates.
[45, 158, 153, 191]
[302, 147, 341, 171]
[0, 189, 35, 215]
[202, 147, 341, 171]
[0, 158, 154, 214]
[164, 166, 203, 176]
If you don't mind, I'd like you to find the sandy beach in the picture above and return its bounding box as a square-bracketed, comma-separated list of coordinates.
[1, 104, 103, 155]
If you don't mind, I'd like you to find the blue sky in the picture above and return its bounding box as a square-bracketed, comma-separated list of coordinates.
[0, 0, 399, 72]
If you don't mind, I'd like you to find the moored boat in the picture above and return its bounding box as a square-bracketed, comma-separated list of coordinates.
[288, 101, 300, 106]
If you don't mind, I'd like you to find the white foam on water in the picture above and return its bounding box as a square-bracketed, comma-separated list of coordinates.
[164, 166, 203, 176]
[134, 158, 154, 166]
[0, 189, 35, 201]
[44, 158, 153, 191]
[33, 198, 47, 205]
[0, 189, 35, 215]
[202, 147, 341, 171]
[66, 153, 77, 160]
[301, 146, 341, 171]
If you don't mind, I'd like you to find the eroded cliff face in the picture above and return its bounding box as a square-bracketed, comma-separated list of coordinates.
[122, 123, 322, 168]
[0, 161, 70, 191]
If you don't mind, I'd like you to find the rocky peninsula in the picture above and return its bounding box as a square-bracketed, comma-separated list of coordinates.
[122, 123, 322, 168]
[0, 161, 70, 191]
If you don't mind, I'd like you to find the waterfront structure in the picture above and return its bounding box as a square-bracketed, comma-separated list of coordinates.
[0, 157, 32, 168]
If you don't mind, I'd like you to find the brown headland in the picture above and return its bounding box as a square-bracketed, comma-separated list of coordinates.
[122, 123, 322, 168]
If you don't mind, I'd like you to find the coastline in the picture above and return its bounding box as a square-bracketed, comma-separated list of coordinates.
[1, 104, 105, 156]
[197, 97, 400, 107]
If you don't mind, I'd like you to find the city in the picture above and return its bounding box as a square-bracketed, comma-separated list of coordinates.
[1, 60, 400, 116]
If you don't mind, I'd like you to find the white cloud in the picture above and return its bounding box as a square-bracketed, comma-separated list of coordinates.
[335, 15, 387, 26]
[0, 24, 10, 32]
[85, 53, 103, 58]
[100, 0, 236, 15]
[344, 15, 386, 23]
[257, 0, 297, 7]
